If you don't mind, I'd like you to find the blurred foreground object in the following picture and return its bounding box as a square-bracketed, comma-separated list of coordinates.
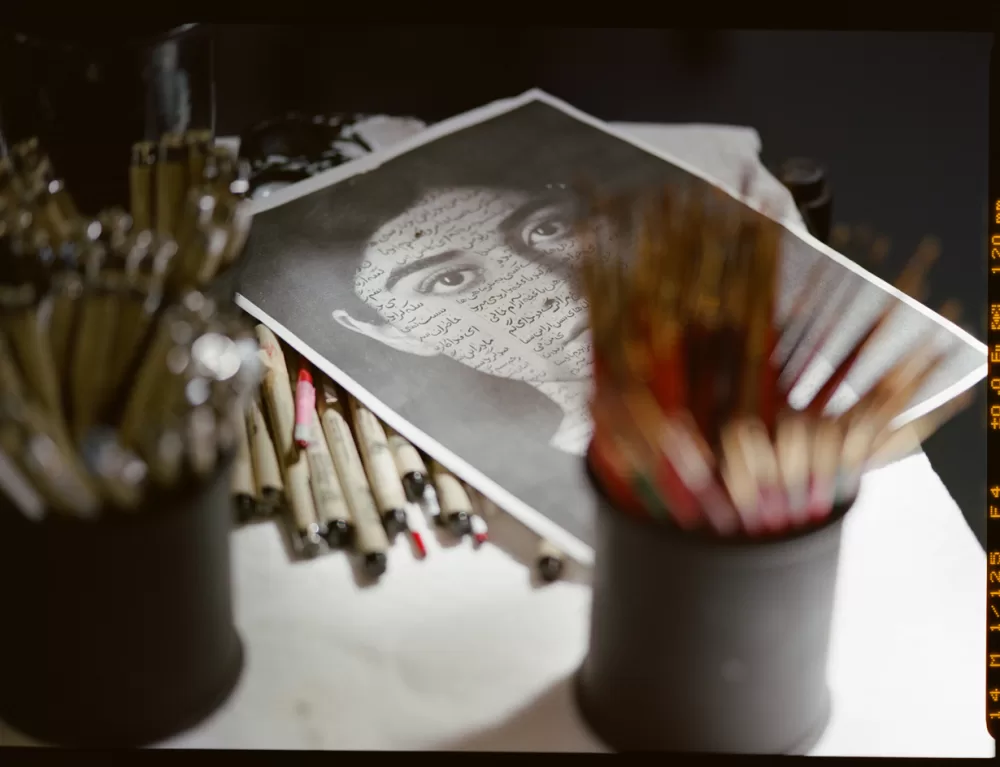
[0, 23, 215, 214]
[0, 132, 257, 747]
[580, 180, 967, 539]
[574, 179, 970, 753]
[0, 134, 256, 519]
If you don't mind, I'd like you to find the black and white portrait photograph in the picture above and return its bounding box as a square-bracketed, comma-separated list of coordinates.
[236, 91, 984, 551]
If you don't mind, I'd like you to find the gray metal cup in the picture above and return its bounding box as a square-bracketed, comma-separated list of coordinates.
[576, 456, 849, 754]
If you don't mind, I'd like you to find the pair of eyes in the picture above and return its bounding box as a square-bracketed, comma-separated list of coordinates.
[415, 206, 573, 296]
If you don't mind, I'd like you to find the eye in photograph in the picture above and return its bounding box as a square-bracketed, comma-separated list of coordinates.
[519, 205, 574, 250]
[417, 264, 485, 296]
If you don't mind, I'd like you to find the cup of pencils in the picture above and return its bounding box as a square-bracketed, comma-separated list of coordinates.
[572, 184, 971, 753]
[0, 137, 258, 746]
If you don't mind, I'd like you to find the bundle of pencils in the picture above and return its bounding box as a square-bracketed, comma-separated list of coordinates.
[580, 183, 973, 538]
[240, 326, 502, 575]
[0, 137, 260, 521]
[128, 130, 252, 287]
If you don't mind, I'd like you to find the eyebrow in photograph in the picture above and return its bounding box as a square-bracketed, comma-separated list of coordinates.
[385, 250, 463, 291]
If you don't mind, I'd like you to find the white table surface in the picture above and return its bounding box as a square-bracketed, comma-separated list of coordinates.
[0, 123, 991, 757]
[174, 454, 988, 757]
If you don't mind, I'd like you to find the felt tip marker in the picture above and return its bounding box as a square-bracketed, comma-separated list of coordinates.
[294, 367, 316, 448]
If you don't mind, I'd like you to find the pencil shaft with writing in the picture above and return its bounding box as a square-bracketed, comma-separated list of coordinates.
[247, 395, 283, 511]
[281, 441, 323, 556]
[304, 411, 354, 548]
[386, 426, 428, 501]
[319, 381, 388, 576]
[348, 394, 408, 536]
[429, 458, 474, 537]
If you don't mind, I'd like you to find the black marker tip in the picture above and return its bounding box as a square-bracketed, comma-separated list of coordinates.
[363, 552, 388, 578]
[538, 555, 565, 583]
[447, 511, 472, 537]
[402, 472, 427, 502]
[235, 495, 256, 523]
[261, 488, 283, 515]
[323, 519, 353, 549]
[382, 508, 407, 536]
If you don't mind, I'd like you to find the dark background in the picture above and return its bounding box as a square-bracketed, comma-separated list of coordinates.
[223, 27, 991, 546]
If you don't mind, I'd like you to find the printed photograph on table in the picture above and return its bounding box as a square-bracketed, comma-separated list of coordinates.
[235, 91, 985, 552]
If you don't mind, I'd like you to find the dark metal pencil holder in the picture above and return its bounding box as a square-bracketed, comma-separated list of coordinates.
[575, 458, 850, 754]
[0, 459, 243, 747]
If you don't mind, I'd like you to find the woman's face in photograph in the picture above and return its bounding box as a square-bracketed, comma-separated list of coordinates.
[355, 186, 595, 384]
